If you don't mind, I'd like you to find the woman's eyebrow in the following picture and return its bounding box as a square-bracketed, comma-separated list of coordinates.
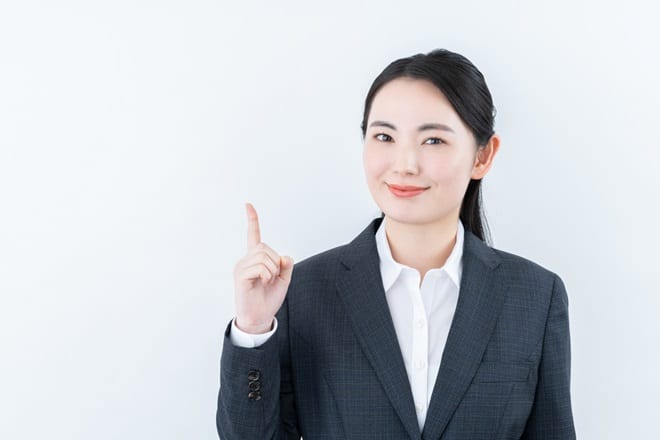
[368, 120, 455, 133]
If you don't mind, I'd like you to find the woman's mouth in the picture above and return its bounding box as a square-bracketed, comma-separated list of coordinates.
[387, 183, 428, 198]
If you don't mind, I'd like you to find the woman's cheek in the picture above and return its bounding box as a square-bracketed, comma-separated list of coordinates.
[427, 162, 457, 185]
[363, 148, 388, 177]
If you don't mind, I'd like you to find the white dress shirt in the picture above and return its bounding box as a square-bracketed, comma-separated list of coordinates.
[230, 216, 464, 431]
[375, 215, 463, 431]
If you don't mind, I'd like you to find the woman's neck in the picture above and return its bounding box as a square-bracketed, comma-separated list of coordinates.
[383, 213, 459, 282]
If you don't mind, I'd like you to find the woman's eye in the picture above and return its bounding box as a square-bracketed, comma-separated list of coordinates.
[375, 133, 392, 142]
[424, 137, 444, 145]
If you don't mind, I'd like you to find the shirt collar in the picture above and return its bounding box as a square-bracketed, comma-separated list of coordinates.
[375, 215, 464, 291]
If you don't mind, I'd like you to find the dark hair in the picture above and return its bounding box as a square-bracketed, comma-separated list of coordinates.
[360, 48, 496, 245]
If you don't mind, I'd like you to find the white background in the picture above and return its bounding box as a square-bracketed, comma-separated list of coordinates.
[1, 1, 658, 438]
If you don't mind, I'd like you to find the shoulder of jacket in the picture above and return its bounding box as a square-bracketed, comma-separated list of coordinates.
[489, 246, 560, 286]
[289, 242, 347, 281]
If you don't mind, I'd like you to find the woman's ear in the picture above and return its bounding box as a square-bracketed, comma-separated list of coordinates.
[471, 133, 500, 180]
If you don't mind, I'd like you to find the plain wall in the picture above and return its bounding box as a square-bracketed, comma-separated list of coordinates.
[1, 1, 658, 438]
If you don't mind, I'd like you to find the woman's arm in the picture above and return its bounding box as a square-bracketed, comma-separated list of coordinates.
[216, 297, 300, 439]
[216, 202, 299, 439]
[521, 273, 576, 439]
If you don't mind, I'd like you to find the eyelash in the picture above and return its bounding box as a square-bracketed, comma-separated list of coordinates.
[374, 133, 445, 145]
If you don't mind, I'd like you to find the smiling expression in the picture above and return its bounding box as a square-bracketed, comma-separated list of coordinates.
[363, 77, 483, 226]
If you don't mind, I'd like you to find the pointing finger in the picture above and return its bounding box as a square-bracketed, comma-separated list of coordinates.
[245, 202, 261, 250]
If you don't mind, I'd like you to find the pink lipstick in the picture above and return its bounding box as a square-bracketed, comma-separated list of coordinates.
[387, 183, 428, 198]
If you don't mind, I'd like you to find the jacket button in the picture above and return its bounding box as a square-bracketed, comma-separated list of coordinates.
[248, 380, 261, 391]
[247, 370, 260, 381]
[248, 391, 262, 401]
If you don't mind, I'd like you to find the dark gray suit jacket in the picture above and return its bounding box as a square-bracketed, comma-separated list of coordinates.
[217, 217, 575, 439]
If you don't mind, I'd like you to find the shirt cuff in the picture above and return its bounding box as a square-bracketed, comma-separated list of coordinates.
[229, 317, 278, 348]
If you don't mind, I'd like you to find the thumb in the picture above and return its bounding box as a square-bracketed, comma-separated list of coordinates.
[278, 256, 294, 283]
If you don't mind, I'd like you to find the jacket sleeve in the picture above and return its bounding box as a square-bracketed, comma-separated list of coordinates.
[521, 273, 576, 439]
[216, 296, 300, 439]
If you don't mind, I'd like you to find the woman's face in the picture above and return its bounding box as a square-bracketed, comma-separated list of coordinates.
[363, 77, 484, 227]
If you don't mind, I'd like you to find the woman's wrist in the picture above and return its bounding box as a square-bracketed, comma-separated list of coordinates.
[234, 316, 274, 335]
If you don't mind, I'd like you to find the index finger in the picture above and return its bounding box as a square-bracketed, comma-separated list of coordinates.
[245, 202, 261, 250]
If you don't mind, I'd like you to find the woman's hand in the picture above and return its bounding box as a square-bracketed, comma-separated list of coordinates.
[233, 202, 294, 334]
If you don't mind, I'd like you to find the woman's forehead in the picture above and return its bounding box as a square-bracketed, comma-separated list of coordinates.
[368, 78, 463, 131]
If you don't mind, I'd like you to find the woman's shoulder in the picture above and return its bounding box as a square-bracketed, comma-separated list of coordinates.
[486, 243, 566, 294]
[492, 245, 556, 273]
[461, 225, 563, 284]
[282, 243, 355, 313]
[287, 218, 380, 281]
[289, 242, 348, 283]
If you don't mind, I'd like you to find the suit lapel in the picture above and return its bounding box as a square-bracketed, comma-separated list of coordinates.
[335, 217, 421, 440]
[334, 217, 506, 440]
[421, 228, 506, 440]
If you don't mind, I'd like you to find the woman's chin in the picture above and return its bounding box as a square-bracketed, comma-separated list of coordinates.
[381, 210, 429, 225]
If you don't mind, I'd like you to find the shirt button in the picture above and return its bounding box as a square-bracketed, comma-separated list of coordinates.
[415, 403, 424, 412]
[415, 359, 426, 370]
[416, 319, 425, 329]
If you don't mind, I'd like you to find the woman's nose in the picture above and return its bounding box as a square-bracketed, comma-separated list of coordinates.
[392, 143, 419, 175]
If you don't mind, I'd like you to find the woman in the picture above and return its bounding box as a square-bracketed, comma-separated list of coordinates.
[217, 48, 576, 439]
